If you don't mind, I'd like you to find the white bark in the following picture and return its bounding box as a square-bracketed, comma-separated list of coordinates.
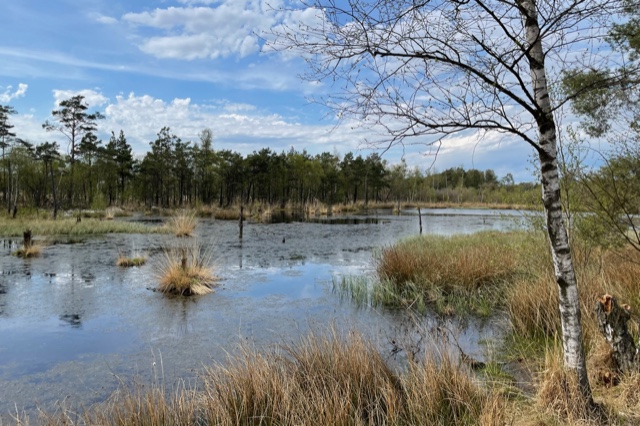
[519, 0, 591, 398]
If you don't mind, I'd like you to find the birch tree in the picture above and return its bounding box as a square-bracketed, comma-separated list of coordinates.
[270, 0, 628, 401]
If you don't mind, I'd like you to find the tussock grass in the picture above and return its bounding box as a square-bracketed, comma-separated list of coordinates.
[11, 331, 503, 425]
[201, 331, 502, 426]
[375, 231, 533, 316]
[156, 243, 218, 296]
[116, 253, 147, 267]
[0, 217, 164, 236]
[13, 244, 42, 258]
[165, 211, 198, 237]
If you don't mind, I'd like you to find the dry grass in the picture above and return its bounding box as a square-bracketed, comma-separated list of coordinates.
[165, 211, 198, 237]
[116, 253, 147, 267]
[535, 345, 614, 425]
[202, 330, 503, 426]
[9, 331, 503, 425]
[213, 206, 241, 221]
[13, 243, 42, 258]
[375, 231, 532, 315]
[156, 243, 218, 296]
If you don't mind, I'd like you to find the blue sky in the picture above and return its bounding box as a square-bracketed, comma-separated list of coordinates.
[0, 0, 538, 181]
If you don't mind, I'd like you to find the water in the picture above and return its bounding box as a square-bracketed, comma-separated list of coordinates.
[0, 209, 526, 415]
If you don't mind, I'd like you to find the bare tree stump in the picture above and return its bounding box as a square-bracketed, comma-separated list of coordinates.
[23, 229, 32, 249]
[595, 294, 639, 374]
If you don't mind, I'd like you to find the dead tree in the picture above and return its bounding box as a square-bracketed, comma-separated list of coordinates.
[595, 294, 639, 374]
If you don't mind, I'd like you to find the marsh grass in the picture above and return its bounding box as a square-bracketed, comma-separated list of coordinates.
[166, 211, 198, 237]
[200, 331, 503, 426]
[213, 206, 241, 220]
[16, 331, 503, 425]
[116, 253, 147, 267]
[375, 231, 534, 316]
[0, 217, 164, 236]
[535, 345, 614, 425]
[13, 243, 42, 258]
[156, 243, 218, 296]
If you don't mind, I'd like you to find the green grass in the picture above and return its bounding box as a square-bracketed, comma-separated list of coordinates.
[0, 217, 167, 236]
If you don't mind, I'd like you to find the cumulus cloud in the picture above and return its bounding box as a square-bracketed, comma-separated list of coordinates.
[52, 89, 109, 109]
[100, 92, 367, 155]
[122, 1, 277, 60]
[0, 83, 28, 103]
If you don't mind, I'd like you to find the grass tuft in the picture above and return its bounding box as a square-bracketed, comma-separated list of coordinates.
[156, 243, 218, 296]
[13, 244, 42, 258]
[374, 231, 533, 316]
[166, 210, 198, 237]
[116, 253, 147, 267]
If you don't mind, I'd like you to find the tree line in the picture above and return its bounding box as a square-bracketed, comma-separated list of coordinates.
[0, 96, 538, 215]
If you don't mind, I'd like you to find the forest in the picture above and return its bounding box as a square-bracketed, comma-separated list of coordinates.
[0, 97, 539, 216]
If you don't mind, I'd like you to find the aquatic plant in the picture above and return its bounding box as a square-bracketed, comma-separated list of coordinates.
[156, 242, 218, 295]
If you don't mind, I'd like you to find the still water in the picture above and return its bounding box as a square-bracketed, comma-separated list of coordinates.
[0, 209, 526, 415]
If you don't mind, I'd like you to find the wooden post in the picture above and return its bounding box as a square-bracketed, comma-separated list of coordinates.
[418, 207, 423, 235]
[23, 229, 32, 249]
[239, 205, 244, 240]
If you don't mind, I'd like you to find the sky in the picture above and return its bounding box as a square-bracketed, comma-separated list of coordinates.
[0, 0, 542, 182]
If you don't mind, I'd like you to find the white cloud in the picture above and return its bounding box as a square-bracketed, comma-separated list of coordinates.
[52, 89, 109, 109]
[100, 92, 366, 155]
[122, 1, 278, 60]
[95, 14, 118, 25]
[0, 83, 28, 103]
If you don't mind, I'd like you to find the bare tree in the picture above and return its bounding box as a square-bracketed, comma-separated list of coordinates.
[270, 0, 627, 401]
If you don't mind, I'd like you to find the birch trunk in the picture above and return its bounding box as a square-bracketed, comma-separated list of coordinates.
[519, 0, 592, 399]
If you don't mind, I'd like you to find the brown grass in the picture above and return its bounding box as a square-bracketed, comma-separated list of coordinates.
[12, 331, 503, 425]
[116, 254, 147, 267]
[156, 244, 218, 296]
[165, 210, 198, 237]
[13, 243, 42, 258]
[535, 345, 613, 425]
[375, 231, 532, 315]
